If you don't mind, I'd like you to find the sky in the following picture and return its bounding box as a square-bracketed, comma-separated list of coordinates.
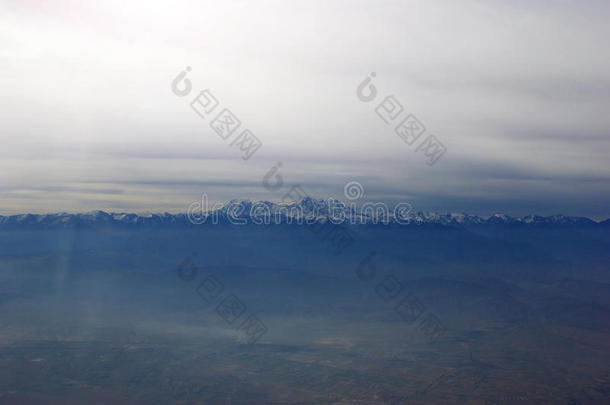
[1, 0, 609, 218]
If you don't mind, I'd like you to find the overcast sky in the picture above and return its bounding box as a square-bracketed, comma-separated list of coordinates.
[1, 0, 609, 218]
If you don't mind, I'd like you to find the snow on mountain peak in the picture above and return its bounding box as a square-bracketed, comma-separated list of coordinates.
[0, 199, 606, 229]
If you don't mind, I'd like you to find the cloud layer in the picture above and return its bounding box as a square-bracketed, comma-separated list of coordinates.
[1, 0, 609, 218]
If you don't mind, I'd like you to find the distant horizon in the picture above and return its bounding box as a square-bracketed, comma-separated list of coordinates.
[2, 197, 609, 223]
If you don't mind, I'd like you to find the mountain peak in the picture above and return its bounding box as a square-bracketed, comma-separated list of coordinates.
[0, 199, 607, 229]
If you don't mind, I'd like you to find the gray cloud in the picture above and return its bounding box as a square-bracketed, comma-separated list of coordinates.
[0, 0, 609, 218]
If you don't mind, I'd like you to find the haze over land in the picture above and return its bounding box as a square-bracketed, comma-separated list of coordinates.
[1, 217, 610, 404]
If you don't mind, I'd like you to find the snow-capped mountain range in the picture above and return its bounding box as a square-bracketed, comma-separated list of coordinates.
[1, 197, 608, 229]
